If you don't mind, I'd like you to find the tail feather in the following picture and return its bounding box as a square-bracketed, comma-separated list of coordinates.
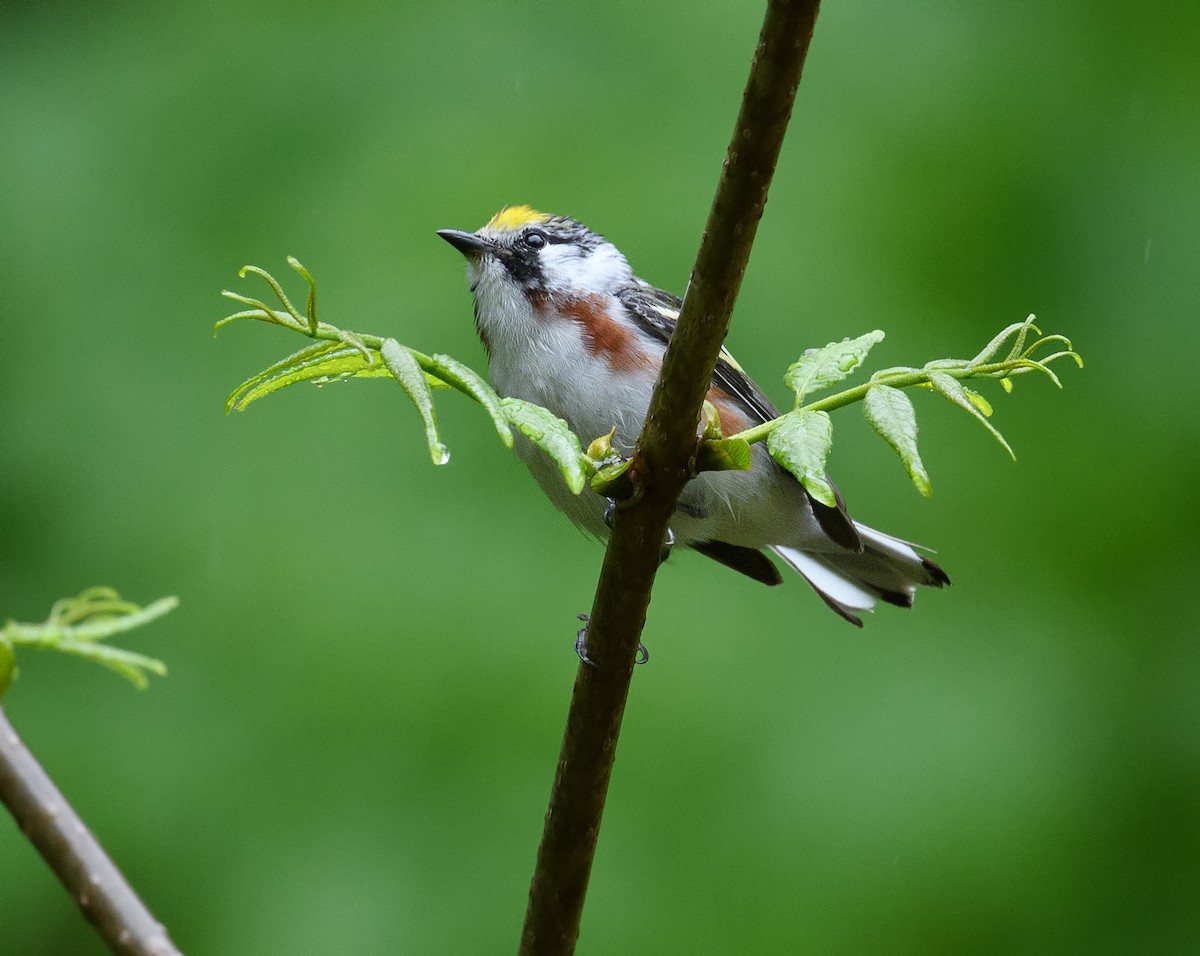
[770, 546, 875, 627]
[771, 523, 948, 625]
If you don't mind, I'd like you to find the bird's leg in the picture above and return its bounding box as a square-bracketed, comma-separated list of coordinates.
[588, 496, 666, 664]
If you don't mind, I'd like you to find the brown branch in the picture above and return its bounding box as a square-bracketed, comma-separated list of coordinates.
[518, 2, 822, 953]
[0, 706, 182, 956]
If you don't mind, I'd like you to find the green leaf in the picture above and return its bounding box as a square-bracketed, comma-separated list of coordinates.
[501, 398, 588, 494]
[50, 641, 167, 690]
[767, 409, 837, 507]
[239, 265, 306, 326]
[963, 386, 993, 417]
[785, 330, 885, 405]
[863, 384, 931, 496]
[216, 297, 303, 333]
[335, 328, 374, 362]
[381, 339, 449, 465]
[1014, 358, 1065, 389]
[696, 437, 753, 473]
[0, 640, 14, 696]
[967, 315, 1040, 369]
[425, 353, 513, 447]
[1004, 314, 1039, 362]
[700, 400, 726, 441]
[2, 590, 175, 689]
[586, 427, 617, 462]
[590, 456, 635, 500]
[927, 371, 1015, 460]
[226, 341, 389, 413]
[286, 256, 319, 334]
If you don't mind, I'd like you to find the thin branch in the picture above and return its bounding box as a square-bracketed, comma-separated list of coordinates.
[0, 706, 182, 956]
[518, 2, 822, 953]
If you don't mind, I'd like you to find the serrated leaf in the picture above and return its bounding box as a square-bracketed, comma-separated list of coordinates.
[382, 339, 449, 465]
[767, 409, 837, 507]
[425, 353, 513, 447]
[696, 437, 753, 473]
[863, 385, 931, 496]
[928, 371, 1015, 460]
[226, 341, 389, 412]
[501, 398, 588, 494]
[785, 330, 885, 405]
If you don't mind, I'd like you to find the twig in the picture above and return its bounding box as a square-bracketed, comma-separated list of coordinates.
[518, 2, 822, 953]
[0, 706, 182, 955]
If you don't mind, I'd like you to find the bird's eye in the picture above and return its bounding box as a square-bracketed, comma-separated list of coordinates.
[523, 230, 547, 249]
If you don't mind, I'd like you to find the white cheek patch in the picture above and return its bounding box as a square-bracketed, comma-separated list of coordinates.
[542, 242, 632, 295]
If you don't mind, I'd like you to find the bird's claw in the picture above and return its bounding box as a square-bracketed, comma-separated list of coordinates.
[604, 499, 675, 567]
[660, 527, 676, 565]
[575, 614, 649, 666]
[575, 614, 596, 667]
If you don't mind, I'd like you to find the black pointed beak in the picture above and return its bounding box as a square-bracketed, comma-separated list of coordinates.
[437, 229, 496, 259]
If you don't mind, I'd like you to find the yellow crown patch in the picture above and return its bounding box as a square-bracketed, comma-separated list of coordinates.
[486, 205, 551, 232]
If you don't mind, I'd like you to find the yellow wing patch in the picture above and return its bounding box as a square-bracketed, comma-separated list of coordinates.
[486, 205, 551, 232]
[718, 346, 746, 373]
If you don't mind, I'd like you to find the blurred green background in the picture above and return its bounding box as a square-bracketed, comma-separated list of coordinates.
[2, 2, 1196, 953]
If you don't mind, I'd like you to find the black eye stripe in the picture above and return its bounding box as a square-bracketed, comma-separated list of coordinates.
[522, 227, 578, 247]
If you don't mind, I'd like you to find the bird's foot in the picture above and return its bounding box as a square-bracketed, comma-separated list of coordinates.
[575, 614, 648, 666]
[660, 527, 676, 565]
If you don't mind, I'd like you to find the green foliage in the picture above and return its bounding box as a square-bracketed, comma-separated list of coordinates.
[220, 261, 604, 493]
[746, 314, 1082, 497]
[767, 409, 836, 506]
[784, 330, 886, 405]
[381, 339, 449, 465]
[0, 641, 14, 697]
[224, 340, 395, 413]
[500, 398, 591, 495]
[220, 265, 1081, 504]
[863, 385, 931, 496]
[1, 588, 176, 692]
[695, 437, 753, 474]
[927, 371, 1014, 459]
[696, 401, 753, 475]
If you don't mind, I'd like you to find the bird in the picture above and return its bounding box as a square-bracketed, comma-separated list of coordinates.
[438, 206, 948, 625]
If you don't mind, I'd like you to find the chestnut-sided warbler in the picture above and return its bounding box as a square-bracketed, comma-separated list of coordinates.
[438, 206, 949, 625]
